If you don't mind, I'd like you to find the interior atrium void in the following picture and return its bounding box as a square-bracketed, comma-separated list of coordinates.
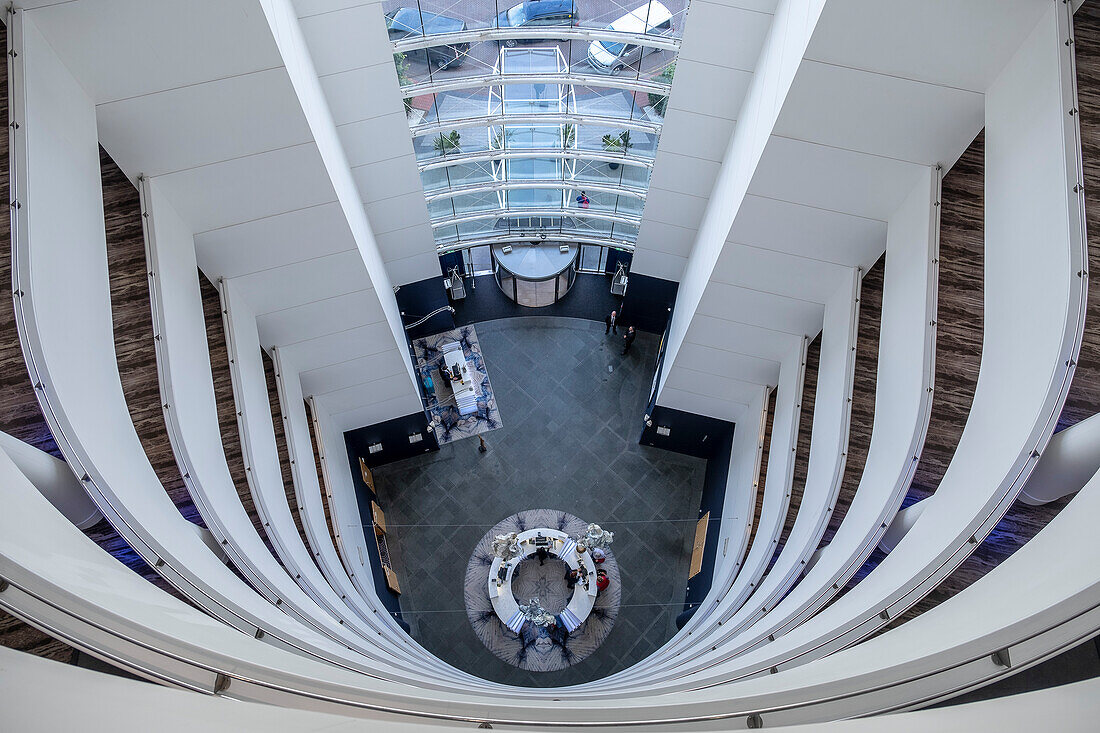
[4, 1, 1100, 731]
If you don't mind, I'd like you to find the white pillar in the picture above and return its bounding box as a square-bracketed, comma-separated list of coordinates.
[878, 499, 928, 554]
[1019, 411, 1100, 506]
[189, 522, 229, 564]
[0, 430, 102, 529]
[804, 545, 826, 575]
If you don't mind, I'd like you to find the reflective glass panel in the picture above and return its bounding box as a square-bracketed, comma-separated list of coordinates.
[389, 0, 691, 251]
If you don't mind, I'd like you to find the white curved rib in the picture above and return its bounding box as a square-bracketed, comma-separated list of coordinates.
[5, 412, 1100, 724]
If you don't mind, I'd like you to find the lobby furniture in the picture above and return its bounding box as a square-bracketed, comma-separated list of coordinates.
[487, 528, 598, 634]
[441, 342, 478, 415]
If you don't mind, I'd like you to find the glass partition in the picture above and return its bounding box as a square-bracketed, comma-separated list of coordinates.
[396, 38, 677, 89]
[385, 0, 693, 252]
[381, 0, 690, 41]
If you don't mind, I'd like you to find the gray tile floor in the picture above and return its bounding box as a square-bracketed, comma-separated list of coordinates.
[373, 317, 706, 687]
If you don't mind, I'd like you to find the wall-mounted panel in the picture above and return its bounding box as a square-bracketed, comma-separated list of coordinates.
[684, 315, 802, 362]
[282, 321, 409, 374]
[301, 5, 394, 76]
[678, 1, 773, 70]
[709, 241, 851, 304]
[697, 280, 824, 336]
[27, 0, 282, 102]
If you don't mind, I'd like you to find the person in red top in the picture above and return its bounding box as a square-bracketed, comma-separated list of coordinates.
[595, 568, 610, 592]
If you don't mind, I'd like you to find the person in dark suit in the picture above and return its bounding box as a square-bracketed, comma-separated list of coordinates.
[621, 326, 636, 355]
[604, 310, 618, 335]
[565, 567, 584, 589]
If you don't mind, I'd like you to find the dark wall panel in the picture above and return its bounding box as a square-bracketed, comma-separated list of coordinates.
[640, 404, 733, 460]
[342, 431, 418, 621]
[621, 273, 677, 334]
[684, 426, 734, 612]
[345, 412, 439, 470]
[395, 276, 455, 341]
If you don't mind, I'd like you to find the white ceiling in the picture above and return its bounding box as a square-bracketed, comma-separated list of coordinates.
[23, 0, 1054, 434]
[649, 0, 1044, 421]
[296, 0, 439, 282]
[27, 0, 425, 431]
[633, 0, 774, 281]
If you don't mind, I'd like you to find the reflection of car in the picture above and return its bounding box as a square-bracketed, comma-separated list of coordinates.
[494, 0, 578, 47]
[385, 7, 470, 70]
[587, 1, 673, 75]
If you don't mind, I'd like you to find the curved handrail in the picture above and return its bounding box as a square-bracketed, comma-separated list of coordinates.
[418, 147, 654, 171]
[607, 166, 943, 685]
[217, 275, 477, 680]
[431, 206, 641, 228]
[139, 177, 471, 680]
[5, 642, 1100, 731]
[393, 26, 680, 55]
[712, 270, 860, 630]
[401, 71, 670, 99]
[424, 178, 648, 202]
[269, 346, 431, 649]
[4, 7, 505, 693]
[711, 386, 771, 588]
[561, 0, 1090, 696]
[5, 438, 1100, 725]
[654, 336, 807, 650]
[435, 232, 637, 253]
[305, 396, 401, 639]
[413, 112, 661, 138]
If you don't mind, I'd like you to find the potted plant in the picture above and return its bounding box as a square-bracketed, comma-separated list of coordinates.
[394, 51, 411, 86]
[433, 130, 461, 154]
[602, 131, 632, 169]
[647, 62, 676, 118]
[563, 123, 576, 149]
[492, 127, 515, 150]
[395, 52, 414, 117]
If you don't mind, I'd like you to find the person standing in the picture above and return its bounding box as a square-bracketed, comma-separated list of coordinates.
[565, 567, 584, 589]
[604, 310, 618, 335]
[621, 325, 636, 355]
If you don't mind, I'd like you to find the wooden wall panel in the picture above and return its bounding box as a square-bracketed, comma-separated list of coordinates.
[819, 256, 884, 549]
[744, 388, 777, 556]
[765, 334, 820, 574]
[263, 350, 321, 573]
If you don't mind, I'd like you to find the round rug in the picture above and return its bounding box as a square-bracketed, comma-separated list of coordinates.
[464, 509, 621, 672]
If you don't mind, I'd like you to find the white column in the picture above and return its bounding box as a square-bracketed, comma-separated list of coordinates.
[1019, 412, 1100, 505]
[0, 430, 101, 529]
[877, 499, 928, 554]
